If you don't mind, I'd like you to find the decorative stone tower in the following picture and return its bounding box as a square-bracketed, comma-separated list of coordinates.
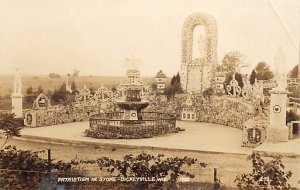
[267, 48, 289, 142]
[180, 12, 217, 93]
[155, 70, 167, 93]
[11, 69, 23, 118]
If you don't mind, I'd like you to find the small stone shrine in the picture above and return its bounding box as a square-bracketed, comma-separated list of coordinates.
[181, 97, 196, 121]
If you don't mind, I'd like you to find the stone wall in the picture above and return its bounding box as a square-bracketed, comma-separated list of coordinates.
[146, 95, 254, 129]
[195, 97, 254, 129]
[23, 102, 110, 127]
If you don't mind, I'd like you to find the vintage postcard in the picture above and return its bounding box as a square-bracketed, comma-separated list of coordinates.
[0, 0, 299, 189]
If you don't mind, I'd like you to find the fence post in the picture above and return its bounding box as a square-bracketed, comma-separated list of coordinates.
[48, 149, 51, 172]
[213, 168, 220, 190]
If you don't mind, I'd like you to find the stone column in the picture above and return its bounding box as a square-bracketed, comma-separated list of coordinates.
[11, 94, 23, 118]
[11, 69, 23, 118]
[267, 89, 289, 142]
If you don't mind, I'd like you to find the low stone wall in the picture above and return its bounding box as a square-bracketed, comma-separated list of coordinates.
[195, 97, 254, 129]
[86, 112, 178, 139]
[147, 95, 255, 130]
[24, 103, 105, 127]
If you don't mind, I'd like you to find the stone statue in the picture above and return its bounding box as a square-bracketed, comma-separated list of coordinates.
[13, 69, 22, 95]
[274, 47, 287, 90]
[276, 73, 287, 90]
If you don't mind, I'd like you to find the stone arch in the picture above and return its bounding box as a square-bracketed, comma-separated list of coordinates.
[181, 13, 218, 92]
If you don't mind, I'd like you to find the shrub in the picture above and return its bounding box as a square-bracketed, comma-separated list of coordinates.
[82, 153, 207, 189]
[235, 153, 293, 190]
[0, 146, 82, 189]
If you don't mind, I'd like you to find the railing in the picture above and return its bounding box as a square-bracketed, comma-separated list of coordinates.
[89, 112, 176, 124]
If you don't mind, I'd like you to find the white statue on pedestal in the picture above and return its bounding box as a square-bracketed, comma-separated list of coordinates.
[266, 46, 289, 142]
[13, 69, 22, 96]
[11, 69, 23, 118]
[66, 75, 72, 93]
[274, 47, 287, 91]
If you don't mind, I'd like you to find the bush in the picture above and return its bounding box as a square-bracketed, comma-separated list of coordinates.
[0, 146, 82, 189]
[0, 112, 23, 148]
[235, 153, 293, 190]
[81, 153, 207, 189]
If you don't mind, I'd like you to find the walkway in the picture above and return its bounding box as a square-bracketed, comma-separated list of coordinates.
[20, 121, 252, 155]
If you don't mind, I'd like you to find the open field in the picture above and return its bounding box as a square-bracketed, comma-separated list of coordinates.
[0, 75, 160, 98]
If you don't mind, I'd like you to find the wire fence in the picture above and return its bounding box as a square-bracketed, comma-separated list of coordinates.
[0, 165, 299, 189]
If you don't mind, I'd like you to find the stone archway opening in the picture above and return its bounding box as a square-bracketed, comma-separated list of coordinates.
[180, 12, 218, 93]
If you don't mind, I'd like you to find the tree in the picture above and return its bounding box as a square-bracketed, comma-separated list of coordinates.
[203, 87, 214, 100]
[26, 86, 34, 95]
[255, 62, 274, 80]
[165, 73, 183, 99]
[249, 69, 257, 85]
[51, 83, 68, 103]
[48, 73, 61, 78]
[289, 64, 299, 78]
[0, 112, 23, 148]
[72, 69, 80, 77]
[111, 86, 117, 93]
[235, 153, 293, 190]
[36, 85, 44, 94]
[222, 51, 248, 74]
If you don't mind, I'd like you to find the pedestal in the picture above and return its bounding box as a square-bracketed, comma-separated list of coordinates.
[267, 88, 289, 142]
[11, 94, 23, 118]
[267, 127, 289, 142]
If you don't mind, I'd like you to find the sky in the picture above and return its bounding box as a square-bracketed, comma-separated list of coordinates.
[0, 0, 299, 77]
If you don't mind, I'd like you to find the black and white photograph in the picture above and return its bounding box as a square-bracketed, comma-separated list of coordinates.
[0, 0, 299, 189]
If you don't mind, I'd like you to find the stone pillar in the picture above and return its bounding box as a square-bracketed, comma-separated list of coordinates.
[11, 69, 23, 118]
[267, 89, 289, 142]
[11, 94, 23, 118]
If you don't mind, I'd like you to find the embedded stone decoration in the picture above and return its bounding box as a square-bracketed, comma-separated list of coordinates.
[226, 75, 242, 96]
[181, 97, 196, 121]
[33, 93, 51, 109]
[227, 77, 264, 110]
[24, 103, 102, 127]
[242, 114, 268, 148]
[180, 12, 218, 92]
[75, 85, 93, 104]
